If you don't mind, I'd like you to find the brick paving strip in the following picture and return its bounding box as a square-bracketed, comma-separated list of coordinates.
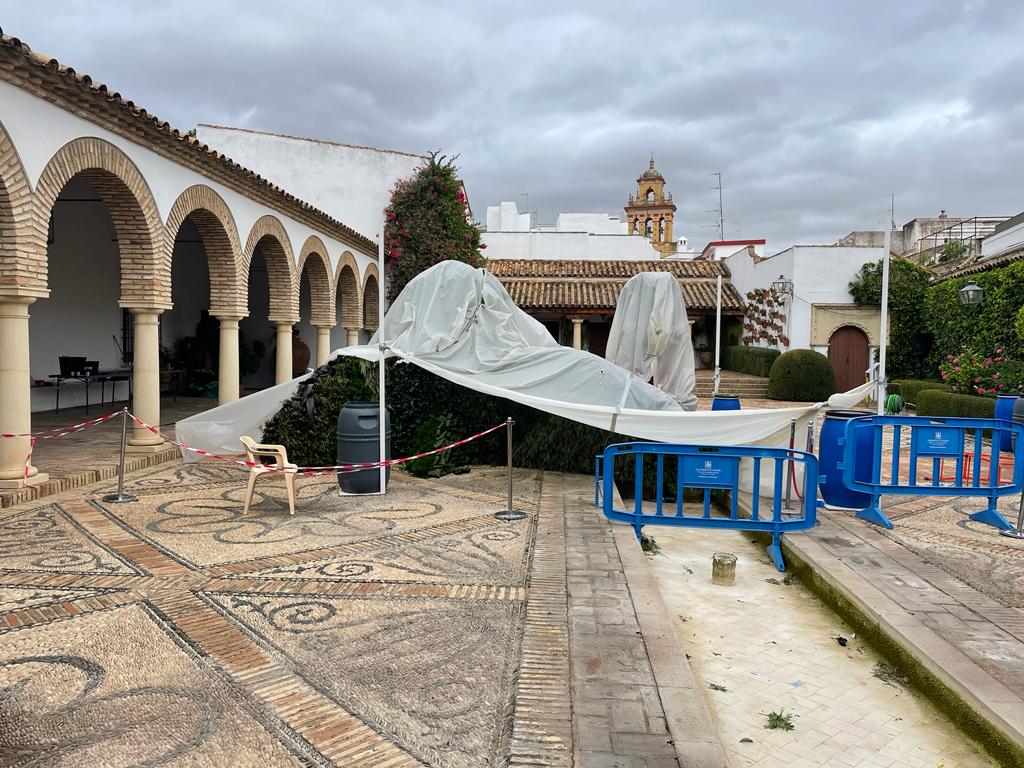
[537, 473, 728, 767]
[152, 590, 425, 767]
[781, 510, 1024, 765]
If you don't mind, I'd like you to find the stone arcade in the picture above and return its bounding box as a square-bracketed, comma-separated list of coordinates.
[0, 31, 383, 489]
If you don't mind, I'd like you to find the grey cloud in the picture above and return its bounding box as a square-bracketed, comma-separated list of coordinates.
[4, 0, 1023, 252]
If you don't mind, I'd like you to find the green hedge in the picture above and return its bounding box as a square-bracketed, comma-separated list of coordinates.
[767, 349, 835, 401]
[721, 345, 780, 378]
[890, 378, 948, 406]
[915, 389, 995, 418]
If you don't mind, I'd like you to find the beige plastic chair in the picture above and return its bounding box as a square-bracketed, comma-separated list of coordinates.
[239, 436, 298, 515]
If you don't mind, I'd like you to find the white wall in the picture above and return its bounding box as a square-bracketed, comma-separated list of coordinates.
[482, 230, 659, 261]
[724, 244, 882, 351]
[555, 212, 627, 234]
[981, 217, 1024, 260]
[197, 124, 423, 247]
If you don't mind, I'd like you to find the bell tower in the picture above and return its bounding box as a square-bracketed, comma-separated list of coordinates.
[624, 156, 678, 257]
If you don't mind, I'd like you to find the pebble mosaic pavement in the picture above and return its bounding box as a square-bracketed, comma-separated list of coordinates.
[0, 462, 545, 767]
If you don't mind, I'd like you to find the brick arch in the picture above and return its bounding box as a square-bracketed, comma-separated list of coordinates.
[165, 185, 244, 316]
[297, 236, 335, 326]
[362, 263, 380, 331]
[0, 119, 35, 295]
[31, 137, 166, 307]
[242, 215, 297, 323]
[335, 251, 361, 328]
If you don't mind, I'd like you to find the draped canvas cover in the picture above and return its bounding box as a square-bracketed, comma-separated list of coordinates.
[605, 271, 697, 410]
[176, 260, 870, 461]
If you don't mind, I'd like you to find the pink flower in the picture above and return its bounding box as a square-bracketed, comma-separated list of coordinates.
[479, 243, 487, 249]
[389, 248, 399, 257]
[946, 354, 953, 360]
[997, 348, 1004, 354]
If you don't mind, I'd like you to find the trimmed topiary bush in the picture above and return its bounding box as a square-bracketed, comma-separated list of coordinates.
[890, 378, 948, 407]
[915, 389, 995, 419]
[721, 345, 780, 378]
[767, 349, 836, 401]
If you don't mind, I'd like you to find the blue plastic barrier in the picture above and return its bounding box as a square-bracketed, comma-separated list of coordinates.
[840, 415, 1024, 530]
[595, 442, 820, 571]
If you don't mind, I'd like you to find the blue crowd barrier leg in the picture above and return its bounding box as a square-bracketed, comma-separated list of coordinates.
[767, 531, 785, 572]
[633, 523, 644, 542]
[856, 499, 894, 529]
[970, 498, 1012, 530]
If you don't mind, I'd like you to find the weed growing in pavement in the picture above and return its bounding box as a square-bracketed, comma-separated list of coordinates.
[763, 709, 795, 731]
[872, 661, 910, 689]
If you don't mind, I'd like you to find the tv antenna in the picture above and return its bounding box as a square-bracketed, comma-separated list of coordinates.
[709, 172, 725, 240]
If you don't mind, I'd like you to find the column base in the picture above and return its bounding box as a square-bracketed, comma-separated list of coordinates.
[126, 441, 168, 454]
[0, 472, 49, 490]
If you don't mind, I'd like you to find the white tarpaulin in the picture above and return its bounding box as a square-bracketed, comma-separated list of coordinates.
[176, 260, 871, 461]
[605, 271, 697, 410]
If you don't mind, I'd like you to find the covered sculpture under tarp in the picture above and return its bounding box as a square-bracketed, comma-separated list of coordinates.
[605, 271, 697, 411]
[176, 260, 871, 462]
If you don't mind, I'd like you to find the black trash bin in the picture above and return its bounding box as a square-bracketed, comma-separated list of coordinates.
[337, 401, 391, 494]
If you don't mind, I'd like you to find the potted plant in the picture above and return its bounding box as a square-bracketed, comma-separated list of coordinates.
[697, 342, 711, 366]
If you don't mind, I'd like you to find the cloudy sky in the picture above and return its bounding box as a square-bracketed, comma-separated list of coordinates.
[5, 1, 1022, 253]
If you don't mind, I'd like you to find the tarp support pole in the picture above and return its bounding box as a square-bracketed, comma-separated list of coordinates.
[378, 222, 387, 494]
[713, 274, 722, 397]
[877, 213, 891, 415]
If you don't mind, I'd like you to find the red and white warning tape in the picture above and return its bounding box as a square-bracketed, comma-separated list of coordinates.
[129, 413, 507, 476]
[1, 407, 506, 479]
[0, 410, 122, 440]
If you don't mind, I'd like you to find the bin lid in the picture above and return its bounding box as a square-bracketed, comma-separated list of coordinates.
[823, 408, 874, 419]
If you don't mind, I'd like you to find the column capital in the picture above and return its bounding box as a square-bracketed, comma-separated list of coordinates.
[312, 322, 336, 330]
[213, 314, 244, 324]
[0, 294, 38, 311]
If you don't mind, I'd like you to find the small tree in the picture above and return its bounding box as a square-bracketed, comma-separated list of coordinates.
[383, 152, 482, 302]
[849, 258, 931, 377]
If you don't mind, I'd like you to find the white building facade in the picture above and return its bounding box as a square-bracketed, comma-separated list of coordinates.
[482, 201, 661, 261]
[723, 244, 883, 390]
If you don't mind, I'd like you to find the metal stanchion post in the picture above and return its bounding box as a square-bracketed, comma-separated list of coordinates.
[495, 417, 525, 521]
[102, 408, 138, 503]
[1001, 489, 1024, 539]
[784, 418, 796, 511]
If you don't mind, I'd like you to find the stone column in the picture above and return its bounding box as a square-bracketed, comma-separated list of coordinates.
[571, 317, 584, 350]
[218, 316, 241, 405]
[346, 328, 359, 347]
[127, 309, 164, 450]
[315, 325, 332, 366]
[0, 296, 46, 488]
[275, 323, 293, 384]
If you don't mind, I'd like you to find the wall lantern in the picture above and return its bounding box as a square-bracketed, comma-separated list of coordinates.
[958, 280, 984, 305]
[772, 274, 793, 298]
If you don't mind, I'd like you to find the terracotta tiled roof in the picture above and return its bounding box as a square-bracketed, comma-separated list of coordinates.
[487, 258, 728, 279]
[500, 279, 744, 312]
[931, 246, 1024, 282]
[0, 28, 376, 253]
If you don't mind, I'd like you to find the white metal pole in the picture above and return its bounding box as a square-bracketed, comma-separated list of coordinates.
[877, 212, 892, 415]
[713, 274, 722, 397]
[377, 222, 387, 494]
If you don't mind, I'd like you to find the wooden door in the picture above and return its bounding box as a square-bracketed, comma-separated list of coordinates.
[828, 326, 870, 392]
[587, 322, 610, 358]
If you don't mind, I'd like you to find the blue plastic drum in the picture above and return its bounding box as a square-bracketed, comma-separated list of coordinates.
[712, 395, 741, 411]
[818, 409, 874, 510]
[995, 395, 1018, 452]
